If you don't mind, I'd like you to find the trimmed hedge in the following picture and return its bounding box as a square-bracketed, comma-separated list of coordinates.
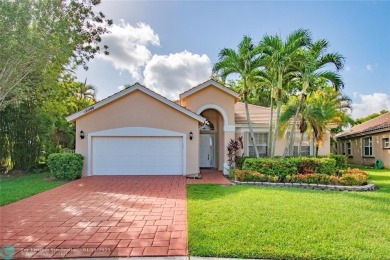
[328, 153, 348, 170]
[242, 158, 298, 180]
[242, 157, 337, 180]
[47, 153, 83, 180]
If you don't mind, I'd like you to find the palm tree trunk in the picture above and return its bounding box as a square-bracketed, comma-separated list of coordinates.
[267, 86, 274, 157]
[282, 94, 303, 157]
[245, 101, 260, 158]
[243, 79, 260, 158]
[298, 132, 304, 156]
[271, 88, 282, 158]
[283, 84, 308, 158]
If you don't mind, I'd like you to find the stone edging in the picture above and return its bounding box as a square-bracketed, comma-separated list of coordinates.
[232, 181, 377, 191]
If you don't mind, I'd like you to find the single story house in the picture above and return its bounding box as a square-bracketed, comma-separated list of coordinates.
[66, 79, 331, 177]
[335, 112, 390, 168]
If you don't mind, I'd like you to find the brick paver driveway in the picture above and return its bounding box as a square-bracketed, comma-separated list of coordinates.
[0, 176, 187, 258]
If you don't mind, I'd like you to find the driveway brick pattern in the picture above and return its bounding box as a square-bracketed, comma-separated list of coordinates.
[0, 176, 187, 258]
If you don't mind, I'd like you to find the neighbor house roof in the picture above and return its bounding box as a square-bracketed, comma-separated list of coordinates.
[234, 102, 276, 125]
[66, 83, 206, 123]
[336, 112, 390, 139]
[179, 79, 240, 99]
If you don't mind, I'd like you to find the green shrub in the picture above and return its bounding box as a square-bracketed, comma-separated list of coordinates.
[328, 153, 348, 170]
[47, 153, 83, 180]
[338, 174, 368, 186]
[340, 168, 367, 176]
[242, 158, 297, 180]
[235, 156, 254, 170]
[316, 158, 337, 175]
[287, 174, 331, 184]
[233, 169, 279, 182]
[242, 157, 337, 179]
[286, 173, 367, 186]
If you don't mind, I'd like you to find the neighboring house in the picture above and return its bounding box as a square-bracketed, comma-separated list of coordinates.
[66, 79, 330, 177]
[335, 112, 390, 168]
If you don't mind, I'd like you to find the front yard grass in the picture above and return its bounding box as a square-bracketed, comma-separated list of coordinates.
[187, 168, 390, 259]
[0, 172, 66, 206]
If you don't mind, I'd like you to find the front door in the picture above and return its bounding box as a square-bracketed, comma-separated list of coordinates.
[199, 134, 216, 168]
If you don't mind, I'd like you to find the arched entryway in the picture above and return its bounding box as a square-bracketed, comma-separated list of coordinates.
[198, 109, 225, 170]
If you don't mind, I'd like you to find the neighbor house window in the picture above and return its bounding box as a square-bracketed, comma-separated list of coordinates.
[383, 138, 390, 149]
[346, 142, 352, 156]
[340, 142, 345, 154]
[362, 137, 373, 156]
[247, 132, 268, 157]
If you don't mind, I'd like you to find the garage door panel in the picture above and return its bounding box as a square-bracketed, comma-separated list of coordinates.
[92, 136, 183, 175]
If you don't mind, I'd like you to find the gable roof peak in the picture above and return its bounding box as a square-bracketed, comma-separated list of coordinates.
[179, 79, 240, 99]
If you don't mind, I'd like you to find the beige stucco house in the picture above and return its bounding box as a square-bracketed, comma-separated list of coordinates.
[67, 79, 331, 177]
[335, 112, 390, 168]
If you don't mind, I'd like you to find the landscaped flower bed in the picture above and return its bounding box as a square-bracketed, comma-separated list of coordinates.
[230, 155, 376, 191]
[234, 168, 367, 185]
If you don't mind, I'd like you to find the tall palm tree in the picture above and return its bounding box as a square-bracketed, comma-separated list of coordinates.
[261, 29, 312, 157]
[283, 39, 345, 157]
[213, 36, 263, 157]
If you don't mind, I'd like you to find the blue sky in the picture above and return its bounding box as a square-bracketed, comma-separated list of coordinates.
[76, 0, 390, 119]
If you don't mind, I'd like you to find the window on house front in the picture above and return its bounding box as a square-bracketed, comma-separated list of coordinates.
[346, 142, 352, 156]
[199, 120, 214, 131]
[293, 146, 310, 156]
[383, 138, 390, 149]
[247, 132, 268, 157]
[362, 137, 373, 156]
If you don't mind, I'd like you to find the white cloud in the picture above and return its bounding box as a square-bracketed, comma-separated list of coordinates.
[366, 64, 373, 71]
[97, 20, 160, 80]
[351, 93, 390, 119]
[143, 51, 212, 100]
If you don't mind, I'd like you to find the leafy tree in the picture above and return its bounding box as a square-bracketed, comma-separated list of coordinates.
[283, 39, 345, 157]
[213, 36, 263, 158]
[0, 79, 95, 172]
[0, 0, 111, 109]
[261, 29, 312, 157]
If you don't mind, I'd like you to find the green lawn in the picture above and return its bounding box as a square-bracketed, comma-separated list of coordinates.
[0, 172, 66, 206]
[187, 168, 390, 260]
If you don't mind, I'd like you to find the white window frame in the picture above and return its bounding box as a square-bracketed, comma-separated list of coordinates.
[362, 137, 373, 157]
[245, 132, 268, 157]
[341, 142, 345, 155]
[383, 137, 390, 149]
[346, 141, 352, 156]
[293, 145, 310, 156]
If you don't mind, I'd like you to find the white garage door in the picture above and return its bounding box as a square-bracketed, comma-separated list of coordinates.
[92, 136, 183, 175]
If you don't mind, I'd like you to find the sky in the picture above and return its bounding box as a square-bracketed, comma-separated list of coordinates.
[76, 0, 390, 119]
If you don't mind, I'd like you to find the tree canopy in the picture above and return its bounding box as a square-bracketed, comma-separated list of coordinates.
[0, 0, 110, 172]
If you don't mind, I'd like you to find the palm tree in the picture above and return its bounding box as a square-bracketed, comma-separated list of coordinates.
[280, 87, 351, 156]
[283, 39, 345, 157]
[261, 29, 312, 158]
[213, 36, 263, 157]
